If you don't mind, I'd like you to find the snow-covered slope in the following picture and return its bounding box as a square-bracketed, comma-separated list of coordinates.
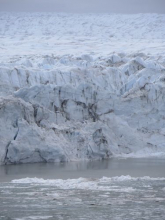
[0, 13, 165, 164]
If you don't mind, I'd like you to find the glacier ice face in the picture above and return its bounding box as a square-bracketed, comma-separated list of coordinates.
[0, 13, 165, 164]
[1, 52, 165, 164]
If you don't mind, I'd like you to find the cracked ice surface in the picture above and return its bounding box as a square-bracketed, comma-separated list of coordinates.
[0, 13, 165, 164]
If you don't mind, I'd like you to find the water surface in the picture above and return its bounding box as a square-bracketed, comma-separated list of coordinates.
[0, 158, 165, 220]
[0, 158, 165, 182]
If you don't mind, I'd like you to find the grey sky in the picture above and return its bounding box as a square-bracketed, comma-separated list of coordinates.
[0, 0, 165, 13]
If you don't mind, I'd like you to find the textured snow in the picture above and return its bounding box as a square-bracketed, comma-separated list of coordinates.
[0, 13, 165, 59]
[0, 13, 165, 164]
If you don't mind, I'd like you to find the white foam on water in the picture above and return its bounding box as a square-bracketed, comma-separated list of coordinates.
[11, 175, 165, 191]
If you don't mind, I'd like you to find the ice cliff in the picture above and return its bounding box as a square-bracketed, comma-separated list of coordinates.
[0, 13, 165, 164]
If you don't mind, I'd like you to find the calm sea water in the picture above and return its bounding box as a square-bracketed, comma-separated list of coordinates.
[0, 158, 165, 182]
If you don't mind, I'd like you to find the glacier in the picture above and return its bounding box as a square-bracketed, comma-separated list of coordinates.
[0, 12, 165, 164]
